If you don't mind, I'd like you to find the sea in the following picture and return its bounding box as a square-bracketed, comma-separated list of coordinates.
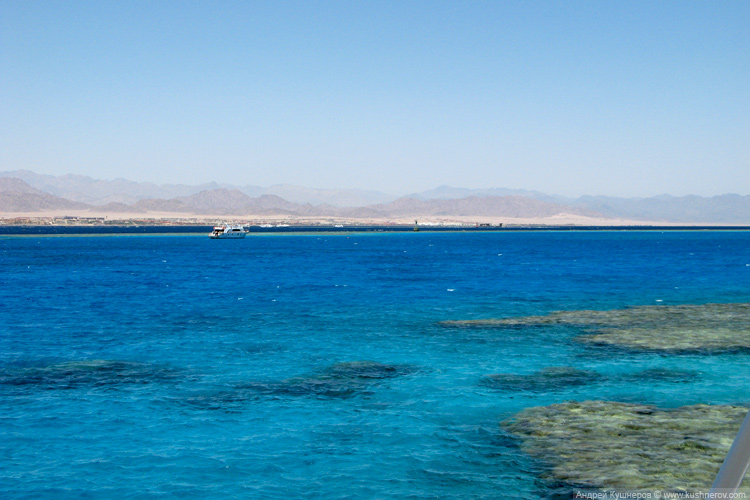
[2, 230, 750, 499]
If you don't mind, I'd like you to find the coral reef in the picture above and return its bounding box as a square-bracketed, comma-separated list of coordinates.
[621, 367, 700, 384]
[480, 366, 600, 392]
[441, 303, 750, 353]
[504, 400, 749, 493]
[186, 361, 418, 408]
[0, 359, 182, 390]
[249, 360, 418, 398]
[319, 360, 415, 380]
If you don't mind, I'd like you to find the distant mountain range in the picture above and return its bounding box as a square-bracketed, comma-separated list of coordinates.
[570, 194, 750, 224]
[405, 185, 563, 204]
[0, 170, 395, 207]
[0, 177, 91, 212]
[2, 170, 750, 223]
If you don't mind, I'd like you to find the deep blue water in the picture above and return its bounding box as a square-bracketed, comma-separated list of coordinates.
[2, 231, 750, 499]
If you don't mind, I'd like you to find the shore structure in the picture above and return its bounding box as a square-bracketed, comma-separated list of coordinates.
[2, 210, 742, 228]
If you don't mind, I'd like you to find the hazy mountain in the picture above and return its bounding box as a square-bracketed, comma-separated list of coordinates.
[408, 185, 564, 204]
[0, 178, 92, 212]
[573, 194, 750, 223]
[176, 190, 305, 215]
[4, 171, 750, 223]
[243, 194, 311, 215]
[127, 190, 326, 216]
[87, 194, 143, 206]
[262, 184, 397, 206]
[370, 195, 599, 218]
[0, 170, 243, 205]
[174, 189, 255, 214]
[0, 177, 40, 194]
[137, 191, 591, 218]
[0, 170, 391, 207]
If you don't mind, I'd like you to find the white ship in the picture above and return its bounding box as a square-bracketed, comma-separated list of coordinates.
[209, 225, 247, 239]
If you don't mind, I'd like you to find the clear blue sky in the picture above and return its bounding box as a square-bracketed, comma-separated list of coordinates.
[1, 0, 748, 197]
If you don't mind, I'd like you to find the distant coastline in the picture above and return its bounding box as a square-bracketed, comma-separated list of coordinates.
[2, 219, 749, 236]
[4, 211, 749, 230]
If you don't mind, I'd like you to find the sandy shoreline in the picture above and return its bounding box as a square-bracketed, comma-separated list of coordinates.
[1, 210, 748, 227]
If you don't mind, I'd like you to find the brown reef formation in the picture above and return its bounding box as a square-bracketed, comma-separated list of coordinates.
[441, 303, 750, 353]
[504, 400, 749, 493]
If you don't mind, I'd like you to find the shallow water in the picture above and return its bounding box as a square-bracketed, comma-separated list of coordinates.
[2, 231, 750, 498]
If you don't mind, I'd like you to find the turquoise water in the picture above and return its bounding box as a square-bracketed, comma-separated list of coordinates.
[2, 231, 750, 499]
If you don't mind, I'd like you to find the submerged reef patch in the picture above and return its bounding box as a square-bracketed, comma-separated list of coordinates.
[621, 367, 701, 384]
[480, 367, 699, 394]
[242, 360, 419, 398]
[504, 400, 749, 493]
[0, 359, 182, 390]
[441, 303, 750, 353]
[319, 360, 416, 379]
[187, 361, 419, 408]
[480, 367, 600, 392]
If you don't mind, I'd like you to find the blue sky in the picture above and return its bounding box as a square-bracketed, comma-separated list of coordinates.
[1, 1, 748, 197]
